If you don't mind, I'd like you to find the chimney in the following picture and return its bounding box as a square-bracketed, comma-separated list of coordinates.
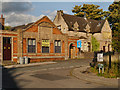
[57, 10, 63, 16]
[0, 14, 5, 30]
[84, 12, 87, 20]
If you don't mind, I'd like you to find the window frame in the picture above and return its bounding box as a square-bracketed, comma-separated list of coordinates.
[54, 40, 61, 53]
[28, 38, 36, 53]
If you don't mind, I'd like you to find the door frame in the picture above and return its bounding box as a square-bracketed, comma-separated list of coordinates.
[69, 42, 76, 59]
[3, 37, 13, 61]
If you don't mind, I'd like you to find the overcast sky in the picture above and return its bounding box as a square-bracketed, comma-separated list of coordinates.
[0, 0, 114, 27]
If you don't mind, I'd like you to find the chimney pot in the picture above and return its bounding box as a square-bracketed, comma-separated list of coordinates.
[1, 14, 3, 18]
[57, 10, 63, 15]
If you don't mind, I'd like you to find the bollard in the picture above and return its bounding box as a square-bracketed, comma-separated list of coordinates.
[24, 56, 28, 64]
[98, 64, 104, 74]
[19, 57, 23, 64]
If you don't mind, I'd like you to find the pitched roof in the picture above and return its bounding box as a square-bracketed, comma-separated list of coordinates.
[10, 16, 57, 31]
[62, 14, 105, 33]
[10, 22, 34, 31]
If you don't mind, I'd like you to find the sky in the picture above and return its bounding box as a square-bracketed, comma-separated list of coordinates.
[0, 0, 115, 27]
[2, 0, 115, 2]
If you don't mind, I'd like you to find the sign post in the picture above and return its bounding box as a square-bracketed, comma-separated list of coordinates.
[97, 53, 104, 73]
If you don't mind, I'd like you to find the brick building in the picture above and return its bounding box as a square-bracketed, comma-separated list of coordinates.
[0, 15, 70, 63]
[0, 11, 113, 63]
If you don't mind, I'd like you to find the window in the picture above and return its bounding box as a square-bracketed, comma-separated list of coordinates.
[55, 40, 61, 53]
[42, 40, 50, 53]
[3, 37, 11, 44]
[57, 25, 61, 30]
[28, 39, 36, 53]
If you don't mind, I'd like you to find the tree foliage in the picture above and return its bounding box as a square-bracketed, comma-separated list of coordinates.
[108, 1, 120, 52]
[72, 4, 110, 20]
[91, 36, 100, 52]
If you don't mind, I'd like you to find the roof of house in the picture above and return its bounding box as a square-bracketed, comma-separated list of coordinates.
[10, 22, 34, 31]
[62, 14, 106, 33]
[10, 16, 57, 31]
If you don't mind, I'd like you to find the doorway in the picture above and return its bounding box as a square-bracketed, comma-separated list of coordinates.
[3, 37, 11, 60]
[88, 42, 91, 52]
[69, 43, 75, 59]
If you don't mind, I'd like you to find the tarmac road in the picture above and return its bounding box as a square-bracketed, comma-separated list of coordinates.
[2, 59, 119, 89]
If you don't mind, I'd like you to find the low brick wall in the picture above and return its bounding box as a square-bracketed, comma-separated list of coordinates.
[30, 58, 65, 63]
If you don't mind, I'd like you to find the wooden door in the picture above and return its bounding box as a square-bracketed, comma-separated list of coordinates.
[73, 47, 76, 59]
[3, 37, 11, 60]
[71, 49, 73, 59]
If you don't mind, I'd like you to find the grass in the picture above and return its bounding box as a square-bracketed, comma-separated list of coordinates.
[90, 61, 120, 78]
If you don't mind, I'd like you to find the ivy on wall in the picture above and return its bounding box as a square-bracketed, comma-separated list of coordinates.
[91, 36, 100, 52]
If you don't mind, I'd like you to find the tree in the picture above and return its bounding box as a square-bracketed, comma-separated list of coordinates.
[108, 1, 120, 52]
[91, 36, 100, 52]
[72, 4, 110, 20]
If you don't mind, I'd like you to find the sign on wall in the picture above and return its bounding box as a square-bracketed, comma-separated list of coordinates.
[42, 40, 50, 47]
[97, 53, 103, 62]
[77, 40, 82, 48]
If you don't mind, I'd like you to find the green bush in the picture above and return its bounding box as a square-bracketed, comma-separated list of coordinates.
[91, 36, 100, 52]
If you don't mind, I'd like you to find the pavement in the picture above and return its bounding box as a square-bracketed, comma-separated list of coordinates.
[71, 65, 119, 88]
[4, 61, 57, 68]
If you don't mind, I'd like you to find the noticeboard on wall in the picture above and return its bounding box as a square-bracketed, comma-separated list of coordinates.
[97, 53, 103, 62]
[77, 40, 82, 48]
[42, 40, 50, 47]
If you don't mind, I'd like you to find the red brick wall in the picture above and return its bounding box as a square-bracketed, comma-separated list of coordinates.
[50, 43, 54, 53]
[25, 16, 62, 35]
[26, 25, 38, 32]
[23, 38, 27, 53]
[68, 38, 79, 57]
[21, 16, 67, 62]
[37, 42, 41, 53]
[13, 37, 18, 53]
[62, 41, 65, 53]
[53, 28, 62, 34]
[30, 58, 64, 63]
[2, 33, 17, 36]
[13, 58, 17, 62]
